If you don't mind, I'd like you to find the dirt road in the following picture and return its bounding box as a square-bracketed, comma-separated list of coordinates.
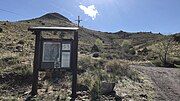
[131, 65, 180, 101]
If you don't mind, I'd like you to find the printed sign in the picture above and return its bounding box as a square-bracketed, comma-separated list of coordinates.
[41, 40, 71, 68]
[62, 44, 71, 50]
[61, 52, 70, 67]
[42, 42, 61, 62]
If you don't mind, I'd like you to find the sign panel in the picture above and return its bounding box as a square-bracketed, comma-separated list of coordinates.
[62, 44, 71, 50]
[41, 39, 72, 69]
[61, 52, 70, 67]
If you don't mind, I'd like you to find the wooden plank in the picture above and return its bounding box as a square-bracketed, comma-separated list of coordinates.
[28, 27, 78, 32]
[31, 31, 41, 96]
[71, 31, 78, 100]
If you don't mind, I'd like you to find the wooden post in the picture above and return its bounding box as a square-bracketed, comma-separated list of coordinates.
[71, 31, 78, 100]
[31, 31, 41, 96]
[75, 16, 82, 27]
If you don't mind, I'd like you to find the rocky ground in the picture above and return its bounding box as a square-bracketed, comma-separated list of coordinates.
[131, 65, 180, 101]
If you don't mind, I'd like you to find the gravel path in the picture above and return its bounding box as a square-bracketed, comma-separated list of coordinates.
[131, 65, 180, 101]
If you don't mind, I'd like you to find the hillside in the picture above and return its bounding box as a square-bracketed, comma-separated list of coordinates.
[0, 12, 179, 100]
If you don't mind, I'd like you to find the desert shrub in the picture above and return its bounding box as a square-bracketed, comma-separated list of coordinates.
[173, 58, 180, 65]
[0, 42, 3, 48]
[78, 72, 98, 90]
[78, 56, 94, 70]
[91, 44, 100, 52]
[12, 64, 32, 76]
[173, 34, 180, 43]
[121, 40, 136, 56]
[91, 38, 103, 52]
[78, 71, 102, 100]
[101, 53, 109, 59]
[0, 27, 3, 32]
[1, 64, 32, 87]
[152, 58, 175, 67]
[105, 60, 129, 76]
[105, 60, 141, 82]
[90, 80, 100, 100]
[121, 40, 132, 50]
[0, 56, 20, 67]
[95, 38, 103, 47]
[129, 48, 136, 55]
[78, 56, 106, 70]
[42, 22, 45, 25]
[152, 59, 162, 67]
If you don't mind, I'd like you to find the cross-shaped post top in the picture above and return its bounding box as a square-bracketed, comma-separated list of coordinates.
[75, 16, 82, 27]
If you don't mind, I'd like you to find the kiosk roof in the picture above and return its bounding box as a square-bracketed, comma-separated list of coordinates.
[28, 27, 79, 31]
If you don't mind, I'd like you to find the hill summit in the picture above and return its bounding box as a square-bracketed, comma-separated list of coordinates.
[38, 12, 70, 22]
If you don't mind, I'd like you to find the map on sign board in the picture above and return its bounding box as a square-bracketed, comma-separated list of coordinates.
[43, 42, 61, 62]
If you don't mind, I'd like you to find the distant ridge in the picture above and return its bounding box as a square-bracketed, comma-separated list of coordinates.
[38, 12, 70, 22]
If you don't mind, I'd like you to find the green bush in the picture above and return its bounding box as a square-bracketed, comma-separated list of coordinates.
[0, 56, 20, 67]
[90, 80, 100, 100]
[95, 38, 103, 47]
[91, 44, 100, 52]
[105, 60, 141, 82]
[78, 56, 94, 70]
[12, 64, 32, 76]
[129, 48, 136, 55]
[173, 34, 180, 43]
[152, 57, 180, 68]
[121, 40, 136, 55]
[78, 56, 106, 71]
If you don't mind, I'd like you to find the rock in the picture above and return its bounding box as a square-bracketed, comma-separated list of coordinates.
[100, 81, 115, 95]
[23, 91, 31, 95]
[92, 52, 100, 58]
[115, 95, 122, 101]
[107, 55, 113, 60]
[139, 94, 148, 99]
[77, 84, 89, 91]
[17, 40, 25, 45]
[14, 44, 23, 52]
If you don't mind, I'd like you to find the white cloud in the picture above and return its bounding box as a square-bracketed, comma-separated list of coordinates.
[79, 4, 99, 20]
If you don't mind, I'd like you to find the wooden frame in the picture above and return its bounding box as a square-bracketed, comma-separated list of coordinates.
[39, 38, 73, 71]
[28, 27, 78, 100]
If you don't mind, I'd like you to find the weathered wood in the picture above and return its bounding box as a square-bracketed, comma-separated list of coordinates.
[71, 31, 78, 100]
[31, 31, 41, 96]
[28, 27, 78, 32]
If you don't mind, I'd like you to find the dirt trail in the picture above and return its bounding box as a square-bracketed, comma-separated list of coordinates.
[131, 65, 180, 101]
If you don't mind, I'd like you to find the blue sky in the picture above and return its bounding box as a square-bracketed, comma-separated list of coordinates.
[0, 0, 180, 34]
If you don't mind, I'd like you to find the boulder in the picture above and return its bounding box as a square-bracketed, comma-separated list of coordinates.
[100, 81, 115, 95]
